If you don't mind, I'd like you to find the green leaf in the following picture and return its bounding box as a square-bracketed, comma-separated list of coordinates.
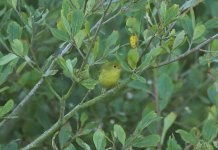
[173, 31, 185, 49]
[105, 30, 119, 51]
[125, 134, 160, 148]
[127, 49, 139, 69]
[24, 56, 33, 65]
[176, 129, 198, 145]
[167, 136, 182, 150]
[61, 0, 70, 16]
[71, 10, 85, 36]
[2, 140, 18, 150]
[61, 14, 71, 35]
[199, 54, 209, 65]
[207, 84, 218, 105]
[134, 135, 160, 148]
[160, 1, 167, 22]
[22, 40, 29, 56]
[202, 119, 218, 142]
[0, 63, 15, 86]
[158, 74, 173, 110]
[74, 30, 86, 48]
[11, 39, 24, 56]
[57, 58, 66, 70]
[93, 129, 106, 150]
[193, 25, 205, 40]
[64, 144, 76, 150]
[164, 4, 179, 25]
[66, 59, 74, 74]
[211, 39, 218, 51]
[126, 17, 140, 33]
[0, 86, 10, 93]
[180, 15, 194, 40]
[0, 7, 6, 17]
[116, 52, 132, 72]
[0, 53, 18, 66]
[131, 73, 146, 84]
[35, 9, 49, 25]
[1, 9, 12, 28]
[7, 21, 22, 41]
[161, 112, 177, 144]
[181, 0, 203, 11]
[80, 112, 88, 127]
[50, 28, 69, 41]
[81, 78, 98, 90]
[85, 21, 90, 36]
[134, 111, 161, 134]
[190, 7, 196, 30]
[114, 124, 126, 145]
[93, 36, 100, 58]
[66, 58, 77, 78]
[78, 65, 90, 80]
[82, 122, 97, 135]
[205, 18, 218, 29]
[85, 0, 96, 15]
[0, 99, 14, 118]
[76, 138, 91, 150]
[139, 47, 165, 70]
[59, 123, 72, 148]
[43, 69, 58, 77]
[11, 0, 17, 9]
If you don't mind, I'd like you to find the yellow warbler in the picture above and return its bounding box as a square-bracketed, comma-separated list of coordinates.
[98, 61, 121, 88]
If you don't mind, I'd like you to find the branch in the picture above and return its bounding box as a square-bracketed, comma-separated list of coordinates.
[0, 43, 73, 132]
[21, 83, 126, 150]
[90, 6, 124, 33]
[153, 33, 218, 69]
[137, 34, 156, 66]
[79, 0, 113, 71]
[21, 33, 218, 149]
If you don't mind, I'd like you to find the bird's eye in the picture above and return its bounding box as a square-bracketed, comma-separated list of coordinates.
[113, 65, 117, 68]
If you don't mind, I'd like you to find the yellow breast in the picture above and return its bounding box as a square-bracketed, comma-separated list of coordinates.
[98, 68, 121, 88]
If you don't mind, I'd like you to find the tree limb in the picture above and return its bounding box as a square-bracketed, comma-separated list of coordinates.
[153, 33, 218, 69]
[21, 33, 218, 150]
[21, 83, 126, 150]
[79, 0, 113, 71]
[0, 43, 73, 136]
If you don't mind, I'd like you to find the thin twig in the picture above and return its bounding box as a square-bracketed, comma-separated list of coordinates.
[21, 83, 126, 150]
[80, 0, 113, 71]
[0, 43, 73, 129]
[152, 33, 218, 69]
[153, 69, 161, 150]
[0, 78, 44, 128]
[90, 7, 124, 33]
[59, 100, 65, 124]
[21, 33, 218, 150]
[46, 80, 62, 101]
[83, 0, 88, 13]
[199, 49, 218, 53]
[137, 34, 157, 66]
[80, 90, 91, 104]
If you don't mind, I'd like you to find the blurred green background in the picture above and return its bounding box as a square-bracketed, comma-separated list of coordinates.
[0, 0, 218, 149]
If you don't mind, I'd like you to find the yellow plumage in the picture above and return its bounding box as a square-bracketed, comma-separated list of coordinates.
[98, 61, 121, 88]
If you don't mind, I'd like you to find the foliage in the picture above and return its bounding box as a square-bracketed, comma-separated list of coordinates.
[0, 0, 218, 149]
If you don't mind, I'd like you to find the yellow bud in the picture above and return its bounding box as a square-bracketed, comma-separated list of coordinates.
[130, 34, 138, 49]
